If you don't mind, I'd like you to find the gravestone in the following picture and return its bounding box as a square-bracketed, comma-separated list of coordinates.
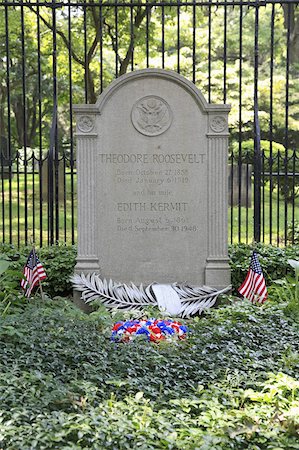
[229, 164, 252, 207]
[74, 69, 230, 289]
[41, 160, 65, 202]
[0, 136, 13, 179]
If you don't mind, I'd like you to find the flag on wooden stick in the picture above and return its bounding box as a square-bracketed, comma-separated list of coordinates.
[238, 251, 268, 303]
[21, 248, 47, 297]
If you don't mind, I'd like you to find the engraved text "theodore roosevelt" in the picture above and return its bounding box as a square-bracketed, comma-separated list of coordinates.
[117, 202, 188, 212]
[99, 153, 204, 164]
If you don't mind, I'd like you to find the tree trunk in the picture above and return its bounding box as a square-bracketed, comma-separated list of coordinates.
[282, 4, 299, 66]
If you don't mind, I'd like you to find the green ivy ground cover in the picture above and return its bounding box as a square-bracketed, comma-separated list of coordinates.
[0, 299, 299, 449]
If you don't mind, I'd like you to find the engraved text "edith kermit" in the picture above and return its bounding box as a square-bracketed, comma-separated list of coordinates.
[117, 202, 188, 212]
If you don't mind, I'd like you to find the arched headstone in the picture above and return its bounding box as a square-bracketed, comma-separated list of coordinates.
[74, 69, 230, 288]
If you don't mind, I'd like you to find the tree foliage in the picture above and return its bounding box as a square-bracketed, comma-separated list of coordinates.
[0, 2, 298, 158]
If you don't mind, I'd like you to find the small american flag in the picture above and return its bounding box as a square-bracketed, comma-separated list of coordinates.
[21, 249, 47, 297]
[238, 251, 268, 303]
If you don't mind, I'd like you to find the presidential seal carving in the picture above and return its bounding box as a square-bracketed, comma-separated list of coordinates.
[131, 96, 172, 136]
[210, 116, 227, 133]
[77, 115, 94, 133]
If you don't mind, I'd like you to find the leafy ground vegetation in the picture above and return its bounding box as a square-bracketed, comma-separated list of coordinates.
[0, 297, 299, 449]
[0, 243, 299, 449]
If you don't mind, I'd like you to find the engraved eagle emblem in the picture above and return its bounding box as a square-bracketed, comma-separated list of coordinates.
[136, 97, 169, 134]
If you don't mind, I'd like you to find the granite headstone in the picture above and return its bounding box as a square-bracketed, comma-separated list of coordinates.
[74, 69, 230, 288]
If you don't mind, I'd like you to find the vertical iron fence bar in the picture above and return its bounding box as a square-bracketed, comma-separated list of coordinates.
[21, 3, 28, 245]
[269, 3, 275, 245]
[262, 150, 265, 242]
[230, 152, 234, 243]
[161, 3, 165, 69]
[130, 0, 134, 71]
[100, 2, 103, 92]
[237, 158, 242, 242]
[5, 5, 12, 243]
[292, 150, 296, 243]
[223, 4, 227, 103]
[192, 0, 196, 83]
[37, 3, 43, 247]
[146, 0, 149, 68]
[55, 13, 60, 244]
[115, 0, 119, 77]
[253, 4, 261, 243]
[246, 157, 249, 243]
[284, 3, 291, 244]
[63, 154, 67, 242]
[54, 133, 59, 244]
[277, 152, 280, 245]
[177, 1, 180, 73]
[238, 5, 243, 242]
[208, 0, 212, 102]
[53, 1, 59, 244]
[1, 153, 4, 242]
[16, 151, 20, 247]
[84, 0, 88, 102]
[32, 153, 35, 243]
[68, 4, 75, 245]
[49, 1, 57, 245]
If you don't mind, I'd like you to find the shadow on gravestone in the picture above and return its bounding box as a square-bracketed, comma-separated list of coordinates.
[228, 164, 252, 207]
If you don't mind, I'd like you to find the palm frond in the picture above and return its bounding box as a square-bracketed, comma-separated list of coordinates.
[71, 273, 231, 317]
[71, 273, 156, 310]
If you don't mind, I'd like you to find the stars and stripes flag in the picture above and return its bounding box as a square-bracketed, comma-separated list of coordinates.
[238, 251, 268, 303]
[21, 249, 47, 297]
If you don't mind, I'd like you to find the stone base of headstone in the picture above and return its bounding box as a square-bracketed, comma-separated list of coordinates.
[73, 257, 100, 311]
[205, 258, 231, 289]
[75, 257, 100, 274]
[72, 289, 93, 313]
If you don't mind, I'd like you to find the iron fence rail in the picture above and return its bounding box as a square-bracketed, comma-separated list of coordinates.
[0, 0, 298, 246]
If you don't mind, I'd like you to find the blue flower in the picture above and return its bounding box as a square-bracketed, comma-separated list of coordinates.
[180, 325, 188, 333]
[163, 326, 175, 335]
[136, 327, 150, 336]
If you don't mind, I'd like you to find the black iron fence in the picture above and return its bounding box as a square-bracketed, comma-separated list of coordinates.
[0, 0, 298, 246]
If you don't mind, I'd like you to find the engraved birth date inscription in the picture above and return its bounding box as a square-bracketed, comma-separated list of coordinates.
[99, 150, 206, 235]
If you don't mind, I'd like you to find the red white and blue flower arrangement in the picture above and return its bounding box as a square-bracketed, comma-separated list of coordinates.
[111, 318, 189, 343]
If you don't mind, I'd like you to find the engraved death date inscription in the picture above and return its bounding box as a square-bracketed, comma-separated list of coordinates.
[100, 151, 206, 234]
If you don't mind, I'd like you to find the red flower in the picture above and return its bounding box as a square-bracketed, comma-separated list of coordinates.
[148, 325, 161, 335]
[149, 332, 165, 342]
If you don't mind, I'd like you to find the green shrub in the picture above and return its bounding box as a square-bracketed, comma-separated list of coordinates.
[38, 245, 77, 297]
[0, 243, 76, 298]
[0, 254, 26, 315]
[229, 243, 299, 291]
[287, 220, 299, 245]
[230, 139, 286, 165]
